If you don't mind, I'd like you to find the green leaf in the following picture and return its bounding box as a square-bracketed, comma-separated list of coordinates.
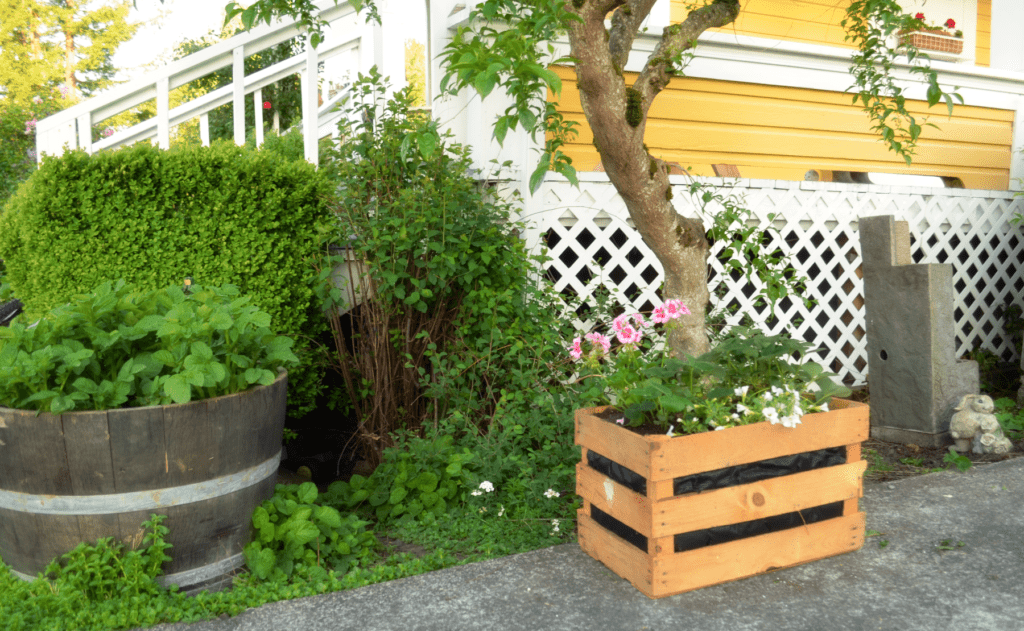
[416, 132, 437, 159]
[163, 374, 191, 404]
[389, 485, 408, 505]
[315, 505, 342, 529]
[297, 481, 318, 504]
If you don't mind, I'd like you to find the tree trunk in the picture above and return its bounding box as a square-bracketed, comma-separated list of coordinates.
[63, 0, 77, 95]
[566, 0, 739, 358]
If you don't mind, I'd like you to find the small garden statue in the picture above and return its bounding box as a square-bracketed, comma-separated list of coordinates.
[949, 394, 1013, 455]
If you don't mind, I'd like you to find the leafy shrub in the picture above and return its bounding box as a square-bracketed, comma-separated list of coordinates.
[0, 91, 65, 207]
[244, 482, 377, 582]
[0, 140, 333, 418]
[0, 280, 298, 412]
[324, 432, 477, 525]
[320, 70, 575, 463]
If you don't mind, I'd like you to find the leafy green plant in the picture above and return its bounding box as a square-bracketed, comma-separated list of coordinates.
[943, 447, 973, 473]
[324, 432, 477, 525]
[244, 482, 377, 582]
[936, 538, 965, 551]
[571, 316, 850, 433]
[993, 397, 1024, 441]
[0, 140, 333, 418]
[318, 69, 574, 464]
[0, 280, 298, 412]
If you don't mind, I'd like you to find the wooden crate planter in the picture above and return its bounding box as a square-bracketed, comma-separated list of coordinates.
[575, 398, 869, 599]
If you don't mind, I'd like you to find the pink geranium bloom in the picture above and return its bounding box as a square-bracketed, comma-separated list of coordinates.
[569, 337, 583, 360]
[664, 299, 691, 318]
[652, 305, 669, 324]
[630, 313, 649, 329]
[611, 313, 629, 333]
[585, 332, 611, 355]
[616, 323, 642, 346]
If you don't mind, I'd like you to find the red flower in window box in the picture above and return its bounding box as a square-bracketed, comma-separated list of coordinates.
[263, 101, 272, 110]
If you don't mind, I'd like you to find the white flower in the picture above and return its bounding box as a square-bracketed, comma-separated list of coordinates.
[736, 403, 751, 416]
[478, 481, 495, 493]
[715, 426, 726, 431]
[733, 385, 749, 397]
[544, 489, 559, 499]
[471, 490, 483, 496]
[763, 392, 774, 402]
[771, 385, 785, 397]
[479, 507, 487, 513]
[780, 414, 802, 429]
[731, 413, 740, 420]
[551, 519, 561, 534]
[819, 402, 829, 412]
[763, 406, 780, 424]
[666, 424, 675, 436]
[498, 505, 505, 517]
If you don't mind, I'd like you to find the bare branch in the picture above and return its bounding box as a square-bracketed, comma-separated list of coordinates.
[634, 0, 739, 104]
[608, 0, 659, 69]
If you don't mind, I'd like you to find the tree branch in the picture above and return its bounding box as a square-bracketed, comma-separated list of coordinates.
[608, 0, 658, 70]
[634, 0, 738, 104]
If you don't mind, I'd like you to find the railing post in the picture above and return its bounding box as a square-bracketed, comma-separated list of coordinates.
[254, 88, 265, 147]
[77, 113, 92, 154]
[233, 46, 246, 146]
[303, 42, 318, 165]
[200, 114, 210, 147]
[157, 77, 170, 150]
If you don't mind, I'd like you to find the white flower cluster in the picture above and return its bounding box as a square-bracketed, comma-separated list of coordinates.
[544, 488, 559, 499]
[731, 385, 808, 429]
[471, 480, 495, 496]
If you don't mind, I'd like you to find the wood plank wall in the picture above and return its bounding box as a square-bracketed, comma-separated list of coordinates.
[976, 0, 991, 67]
[671, 0, 855, 49]
[551, 66, 1013, 190]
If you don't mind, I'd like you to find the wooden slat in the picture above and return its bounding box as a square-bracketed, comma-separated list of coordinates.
[651, 460, 867, 537]
[577, 509, 655, 597]
[575, 406, 662, 479]
[0, 410, 74, 495]
[162, 399, 214, 486]
[61, 410, 121, 552]
[108, 405, 168, 492]
[577, 462, 652, 537]
[209, 388, 252, 477]
[62, 410, 114, 495]
[653, 404, 869, 480]
[650, 512, 866, 598]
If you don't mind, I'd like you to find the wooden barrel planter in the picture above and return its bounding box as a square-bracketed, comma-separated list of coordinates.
[575, 398, 870, 599]
[0, 370, 287, 594]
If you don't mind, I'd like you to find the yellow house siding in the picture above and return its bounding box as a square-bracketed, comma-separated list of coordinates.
[672, 0, 854, 49]
[976, 0, 991, 67]
[553, 67, 1013, 190]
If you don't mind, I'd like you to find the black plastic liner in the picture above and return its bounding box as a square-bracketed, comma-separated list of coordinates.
[0, 299, 22, 327]
[591, 501, 845, 554]
[587, 446, 847, 497]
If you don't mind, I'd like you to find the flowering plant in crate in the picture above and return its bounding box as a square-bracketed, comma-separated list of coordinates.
[907, 13, 963, 38]
[569, 301, 851, 435]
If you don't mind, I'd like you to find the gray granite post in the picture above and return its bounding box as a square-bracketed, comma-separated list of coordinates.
[860, 215, 979, 446]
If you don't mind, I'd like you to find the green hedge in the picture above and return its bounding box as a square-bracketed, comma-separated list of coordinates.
[0, 140, 333, 418]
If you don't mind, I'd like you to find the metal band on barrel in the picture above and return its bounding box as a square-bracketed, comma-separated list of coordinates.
[0, 451, 280, 515]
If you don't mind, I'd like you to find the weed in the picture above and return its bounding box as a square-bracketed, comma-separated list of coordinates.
[943, 447, 973, 472]
[936, 539, 965, 551]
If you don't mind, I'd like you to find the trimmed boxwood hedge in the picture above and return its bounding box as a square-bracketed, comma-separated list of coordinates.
[0, 140, 334, 418]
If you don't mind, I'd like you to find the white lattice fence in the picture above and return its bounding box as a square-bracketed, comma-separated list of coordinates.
[521, 174, 1024, 387]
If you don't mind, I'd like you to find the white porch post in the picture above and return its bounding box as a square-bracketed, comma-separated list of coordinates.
[233, 47, 246, 146]
[254, 88, 265, 147]
[303, 43, 319, 165]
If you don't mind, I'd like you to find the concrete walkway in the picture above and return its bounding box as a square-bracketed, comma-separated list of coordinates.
[149, 458, 1024, 631]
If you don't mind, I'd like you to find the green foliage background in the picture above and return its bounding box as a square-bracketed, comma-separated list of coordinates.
[0, 140, 333, 418]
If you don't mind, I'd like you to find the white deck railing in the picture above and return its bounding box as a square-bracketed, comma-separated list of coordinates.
[35, 0, 386, 166]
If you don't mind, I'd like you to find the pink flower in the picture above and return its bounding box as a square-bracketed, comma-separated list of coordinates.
[612, 313, 629, 333]
[585, 332, 611, 355]
[616, 323, 642, 346]
[569, 337, 583, 360]
[944, 18, 955, 29]
[263, 100, 272, 110]
[652, 305, 669, 324]
[629, 313, 649, 329]
[59, 85, 69, 97]
[615, 418, 625, 425]
[24, 118, 37, 134]
[102, 127, 114, 137]
[664, 299, 691, 318]
[32, 95, 43, 105]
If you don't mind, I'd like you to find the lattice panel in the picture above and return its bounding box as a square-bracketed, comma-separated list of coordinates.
[523, 177, 1024, 387]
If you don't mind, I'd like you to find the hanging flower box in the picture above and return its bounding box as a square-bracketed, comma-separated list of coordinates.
[574, 398, 869, 599]
[899, 29, 964, 55]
